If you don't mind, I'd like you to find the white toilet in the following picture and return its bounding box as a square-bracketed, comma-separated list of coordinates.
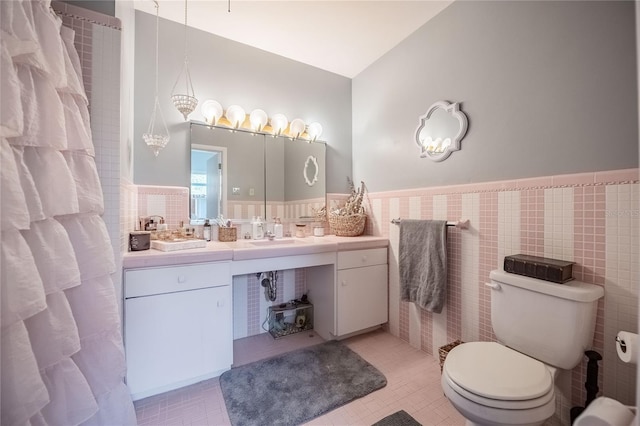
[441, 269, 604, 426]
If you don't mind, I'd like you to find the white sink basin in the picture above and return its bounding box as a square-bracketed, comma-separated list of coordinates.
[249, 238, 304, 247]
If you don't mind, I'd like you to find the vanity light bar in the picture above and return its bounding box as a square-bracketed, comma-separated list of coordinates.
[200, 99, 323, 142]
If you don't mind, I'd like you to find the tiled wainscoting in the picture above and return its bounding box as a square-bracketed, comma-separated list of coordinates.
[365, 168, 639, 425]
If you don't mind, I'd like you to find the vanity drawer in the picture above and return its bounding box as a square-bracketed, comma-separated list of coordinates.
[125, 262, 231, 298]
[337, 248, 387, 270]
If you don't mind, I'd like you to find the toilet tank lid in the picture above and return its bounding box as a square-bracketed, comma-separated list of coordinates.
[490, 270, 604, 302]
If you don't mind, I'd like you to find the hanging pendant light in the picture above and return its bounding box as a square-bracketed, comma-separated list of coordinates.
[143, 1, 170, 157]
[171, 0, 197, 120]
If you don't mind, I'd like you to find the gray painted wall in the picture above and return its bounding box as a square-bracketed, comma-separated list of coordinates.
[61, 0, 115, 16]
[353, 1, 638, 192]
[134, 11, 352, 194]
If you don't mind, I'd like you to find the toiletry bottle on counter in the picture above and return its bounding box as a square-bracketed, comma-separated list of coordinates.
[252, 216, 264, 240]
[256, 216, 265, 239]
[274, 218, 283, 239]
[203, 219, 211, 241]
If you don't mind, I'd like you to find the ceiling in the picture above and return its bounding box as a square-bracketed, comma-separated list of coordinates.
[133, 1, 454, 78]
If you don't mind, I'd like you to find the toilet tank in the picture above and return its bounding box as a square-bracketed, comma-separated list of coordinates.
[489, 269, 604, 370]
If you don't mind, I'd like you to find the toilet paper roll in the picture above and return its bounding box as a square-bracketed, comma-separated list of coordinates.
[616, 331, 638, 365]
[574, 397, 635, 426]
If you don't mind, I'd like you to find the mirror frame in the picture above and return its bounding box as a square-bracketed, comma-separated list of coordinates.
[415, 100, 468, 162]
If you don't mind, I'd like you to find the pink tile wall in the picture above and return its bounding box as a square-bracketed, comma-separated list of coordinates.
[135, 185, 190, 230]
[247, 273, 260, 336]
[571, 185, 607, 405]
[295, 269, 306, 297]
[521, 189, 545, 256]
[420, 308, 433, 355]
[447, 194, 462, 342]
[366, 168, 639, 410]
[478, 191, 498, 343]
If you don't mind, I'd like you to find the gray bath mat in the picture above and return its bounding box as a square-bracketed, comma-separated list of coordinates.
[373, 410, 422, 426]
[219, 340, 387, 426]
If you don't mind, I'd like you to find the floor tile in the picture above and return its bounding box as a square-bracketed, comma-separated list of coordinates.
[133, 329, 465, 425]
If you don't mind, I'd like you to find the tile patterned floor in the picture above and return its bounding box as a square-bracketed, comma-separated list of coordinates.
[134, 329, 465, 425]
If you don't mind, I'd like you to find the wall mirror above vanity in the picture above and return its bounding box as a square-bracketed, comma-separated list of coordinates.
[415, 101, 468, 162]
[190, 122, 326, 222]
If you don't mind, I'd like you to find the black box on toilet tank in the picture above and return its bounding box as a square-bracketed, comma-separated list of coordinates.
[504, 254, 574, 284]
[129, 231, 151, 251]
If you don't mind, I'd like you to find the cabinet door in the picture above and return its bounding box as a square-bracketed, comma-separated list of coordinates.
[336, 264, 388, 337]
[125, 285, 232, 399]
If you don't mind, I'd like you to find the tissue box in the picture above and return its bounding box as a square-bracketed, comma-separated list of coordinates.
[504, 254, 575, 284]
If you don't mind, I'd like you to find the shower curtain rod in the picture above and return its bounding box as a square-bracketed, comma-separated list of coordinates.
[390, 218, 470, 229]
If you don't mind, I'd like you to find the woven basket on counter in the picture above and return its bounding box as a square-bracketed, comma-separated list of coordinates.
[218, 226, 237, 242]
[328, 213, 366, 237]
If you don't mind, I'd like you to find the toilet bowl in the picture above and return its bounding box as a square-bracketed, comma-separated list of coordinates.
[442, 342, 556, 426]
[440, 270, 604, 425]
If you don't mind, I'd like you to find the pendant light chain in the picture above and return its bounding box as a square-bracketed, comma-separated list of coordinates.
[143, 0, 170, 157]
[171, 0, 198, 120]
[154, 0, 160, 101]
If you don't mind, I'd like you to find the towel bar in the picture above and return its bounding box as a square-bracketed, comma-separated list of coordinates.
[390, 218, 469, 229]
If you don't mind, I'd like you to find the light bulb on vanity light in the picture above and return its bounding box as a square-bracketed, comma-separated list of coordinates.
[270, 113, 288, 136]
[289, 118, 306, 139]
[306, 122, 323, 142]
[249, 109, 268, 132]
[225, 105, 246, 129]
[201, 100, 223, 125]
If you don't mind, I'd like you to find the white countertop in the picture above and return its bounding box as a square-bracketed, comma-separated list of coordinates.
[123, 235, 389, 269]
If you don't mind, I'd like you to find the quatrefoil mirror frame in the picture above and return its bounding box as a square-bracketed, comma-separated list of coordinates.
[303, 155, 319, 186]
[415, 101, 468, 162]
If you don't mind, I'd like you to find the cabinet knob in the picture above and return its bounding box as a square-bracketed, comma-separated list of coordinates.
[341, 280, 347, 287]
[177, 275, 186, 283]
[217, 300, 225, 307]
[361, 256, 367, 262]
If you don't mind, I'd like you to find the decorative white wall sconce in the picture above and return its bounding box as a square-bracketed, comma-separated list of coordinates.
[198, 100, 323, 142]
[415, 100, 468, 162]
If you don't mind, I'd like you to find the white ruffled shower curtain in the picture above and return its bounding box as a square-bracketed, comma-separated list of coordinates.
[1, 0, 137, 424]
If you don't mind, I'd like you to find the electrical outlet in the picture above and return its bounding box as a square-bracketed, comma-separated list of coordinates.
[232, 187, 240, 195]
[249, 188, 255, 196]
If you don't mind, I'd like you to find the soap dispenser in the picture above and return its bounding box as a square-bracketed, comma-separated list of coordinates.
[274, 217, 283, 239]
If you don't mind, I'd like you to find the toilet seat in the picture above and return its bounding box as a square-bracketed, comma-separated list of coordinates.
[443, 342, 555, 410]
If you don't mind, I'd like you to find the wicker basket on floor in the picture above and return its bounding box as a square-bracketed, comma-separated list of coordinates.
[328, 213, 366, 237]
[438, 340, 463, 372]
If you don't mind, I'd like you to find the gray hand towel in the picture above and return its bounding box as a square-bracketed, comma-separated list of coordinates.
[399, 219, 447, 313]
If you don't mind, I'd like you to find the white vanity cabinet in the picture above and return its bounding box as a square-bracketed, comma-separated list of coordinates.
[124, 262, 232, 401]
[335, 248, 388, 337]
